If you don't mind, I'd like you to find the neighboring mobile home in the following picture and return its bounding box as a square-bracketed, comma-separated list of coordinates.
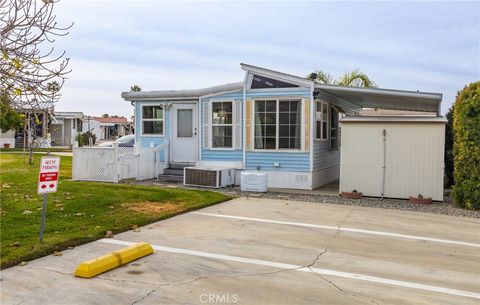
[0, 108, 53, 148]
[121, 63, 445, 200]
[50, 112, 84, 146]
[94, 116, 133, 140]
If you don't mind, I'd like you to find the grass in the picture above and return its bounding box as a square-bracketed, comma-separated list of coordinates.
[0, 153, 231, 268]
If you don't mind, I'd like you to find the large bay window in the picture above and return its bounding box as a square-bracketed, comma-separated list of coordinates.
[142, 105, 164, 135]
[316, 101, 328, 140]
[211, 101, 233, 148]
[254, 99, 301, 150]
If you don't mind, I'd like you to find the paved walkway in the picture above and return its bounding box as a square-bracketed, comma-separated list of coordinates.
[2, 197, 479, 305]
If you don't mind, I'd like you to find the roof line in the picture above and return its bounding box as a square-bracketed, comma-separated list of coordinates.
[315, 83, 442, 100]
[240, 63, 313, 87]
[121, 82, 243, 101]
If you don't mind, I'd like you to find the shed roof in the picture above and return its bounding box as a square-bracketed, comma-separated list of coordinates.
[121, 82, 243, 101]
[360, 108, 436, 116]
[340, 116, 447, 123]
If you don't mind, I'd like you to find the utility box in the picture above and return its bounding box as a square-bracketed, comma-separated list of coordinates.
[339, 116, 447, 201]
[241, 171, 268, 192]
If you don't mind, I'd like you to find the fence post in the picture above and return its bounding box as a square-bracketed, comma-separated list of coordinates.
[113, 143, 119, 182]
[72, 147, 76, 180]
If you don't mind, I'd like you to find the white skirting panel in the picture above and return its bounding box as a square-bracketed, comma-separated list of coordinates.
[312, 164, 340, 189]
[237, 170, 313, 190]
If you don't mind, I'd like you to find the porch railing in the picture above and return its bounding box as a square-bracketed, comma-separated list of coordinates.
[153, 140, 169, 178]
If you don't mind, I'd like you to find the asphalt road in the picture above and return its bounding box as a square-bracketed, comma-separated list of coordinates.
[2, 197, 479, 305]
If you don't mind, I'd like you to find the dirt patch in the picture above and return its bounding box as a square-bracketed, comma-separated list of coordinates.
[128, 201, 184, 214]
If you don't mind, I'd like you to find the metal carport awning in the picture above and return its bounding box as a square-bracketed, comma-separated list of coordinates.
[314, 84, 443, 116]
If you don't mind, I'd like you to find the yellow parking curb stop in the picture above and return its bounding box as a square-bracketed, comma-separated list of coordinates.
[74, 242, 153, 278]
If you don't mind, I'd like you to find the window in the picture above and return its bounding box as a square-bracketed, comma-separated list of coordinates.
[250, 75, 299, 89]
[142, 105, 163, 135]
[330, 107, 339, 149]
[177, 109, 193, 137]
[316, 101, 329, 140]
[211, 101, 233, 148]
[254, 99, 301, 150]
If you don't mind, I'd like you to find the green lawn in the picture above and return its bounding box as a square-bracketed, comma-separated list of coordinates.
[0, 153, 231, 268]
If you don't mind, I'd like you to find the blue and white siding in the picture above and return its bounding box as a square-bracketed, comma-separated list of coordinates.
[244, 87, 314, 189]
[133, 82, 340, 190]
[312, 139, 340, 189]
[134, 100, 170, 161]
[199, 90, 244, 168]
[311, 98, 341, 189]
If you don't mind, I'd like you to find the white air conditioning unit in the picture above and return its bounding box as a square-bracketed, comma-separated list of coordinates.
[184, 167, 235, 188]
[241, 171, 268, 192]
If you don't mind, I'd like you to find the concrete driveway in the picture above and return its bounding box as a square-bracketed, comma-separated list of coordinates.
[2, 197, 479, 305]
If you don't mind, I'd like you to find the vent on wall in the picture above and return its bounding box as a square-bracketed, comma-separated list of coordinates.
[184, 167, 235, 188]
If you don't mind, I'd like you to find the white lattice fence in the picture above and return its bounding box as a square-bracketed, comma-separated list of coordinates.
[118, 147, 138, 179]
[73, 145, 161, 182]
[118, 147, 136, 156]
[73, 147, 119, 182]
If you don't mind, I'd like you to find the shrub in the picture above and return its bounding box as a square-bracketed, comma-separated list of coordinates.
[444, 106, 454, 187]
[452, 81, 480, 209]
[75, 131, 97, 147]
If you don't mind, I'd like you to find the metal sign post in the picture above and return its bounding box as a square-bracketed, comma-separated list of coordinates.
[37, 154, 60, 243]
[39, 193, 48, 242]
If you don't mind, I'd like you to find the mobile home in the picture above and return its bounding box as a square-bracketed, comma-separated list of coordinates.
[121, 64, 445, 200]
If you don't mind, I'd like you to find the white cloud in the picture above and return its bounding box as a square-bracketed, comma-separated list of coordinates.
[51, 0, 479, 116]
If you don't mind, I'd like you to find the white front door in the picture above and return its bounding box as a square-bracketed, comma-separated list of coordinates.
[171, 103, 197, 162]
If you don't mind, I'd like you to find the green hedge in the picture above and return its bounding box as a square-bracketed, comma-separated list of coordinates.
[452, 81, 480, 209]
[444, 106, 454, 187]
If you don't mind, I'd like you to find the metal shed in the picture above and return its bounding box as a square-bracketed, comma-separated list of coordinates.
[339, 116, 447, 201]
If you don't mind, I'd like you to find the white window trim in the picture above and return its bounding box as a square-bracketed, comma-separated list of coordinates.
[209, 99, 236, 151]
[315, 101, 329, 142]
[141, 103, 165, 137]
[251, 98, 304, 152]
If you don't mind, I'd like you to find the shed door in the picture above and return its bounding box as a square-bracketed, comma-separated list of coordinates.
[171, 104, 197, 162]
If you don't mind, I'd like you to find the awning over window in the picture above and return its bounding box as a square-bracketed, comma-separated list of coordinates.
[315, 84, 442, 115]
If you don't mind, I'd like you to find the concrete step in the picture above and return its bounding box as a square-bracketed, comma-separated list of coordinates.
[169, 162, 195, 170]
[163, 168, 184, 176]
[156, 174, 184, 183]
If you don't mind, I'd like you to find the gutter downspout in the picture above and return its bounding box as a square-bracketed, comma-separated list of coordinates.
[242, 72, 248, 170]
[309, 82, 314, 189]
[381, 129, 386, 199]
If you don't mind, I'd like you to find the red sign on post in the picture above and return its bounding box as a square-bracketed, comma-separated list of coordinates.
[37, 156, 60, 194]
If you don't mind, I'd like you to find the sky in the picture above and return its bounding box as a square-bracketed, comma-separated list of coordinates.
[52, 0, 480, 117]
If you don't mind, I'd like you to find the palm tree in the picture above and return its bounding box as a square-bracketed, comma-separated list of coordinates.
[307, 69, 376, 87]
[130, 85, 142, 92]
[47, 81, 60, 94]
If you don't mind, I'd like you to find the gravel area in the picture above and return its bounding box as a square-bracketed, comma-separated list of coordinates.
[125, 180, 480, 219]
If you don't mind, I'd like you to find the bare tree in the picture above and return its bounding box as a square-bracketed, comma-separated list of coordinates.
[1, 0, 72, 112]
